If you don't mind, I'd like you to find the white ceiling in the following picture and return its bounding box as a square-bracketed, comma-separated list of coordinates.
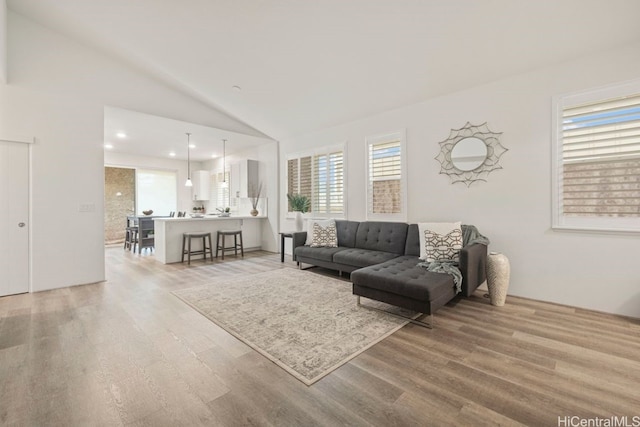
[8, 0, 640, 146]
[104, 107, 271, 161]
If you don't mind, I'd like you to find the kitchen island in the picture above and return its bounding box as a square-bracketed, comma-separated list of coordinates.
[153, 215, 266, 264]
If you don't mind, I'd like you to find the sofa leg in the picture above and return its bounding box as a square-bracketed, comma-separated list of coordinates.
[355, 296, 434, 329]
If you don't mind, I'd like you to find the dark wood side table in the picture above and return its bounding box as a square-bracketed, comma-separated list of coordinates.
[279, 232, 294, 262]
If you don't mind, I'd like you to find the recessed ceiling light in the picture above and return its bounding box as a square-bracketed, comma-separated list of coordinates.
[169, 152, 176, 157]
[104, 143, 113, 149]
[232, 85, 242, 92]
[116, 132, 127, 138]
[211, 153, 218, 158]
[189, 144, 196, 149]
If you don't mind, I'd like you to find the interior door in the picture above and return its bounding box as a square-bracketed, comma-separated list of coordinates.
[0, 140, 30, 297]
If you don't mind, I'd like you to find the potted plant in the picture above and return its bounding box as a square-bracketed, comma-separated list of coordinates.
[249, 182, 262, 216]
[287, 193, 310, 231]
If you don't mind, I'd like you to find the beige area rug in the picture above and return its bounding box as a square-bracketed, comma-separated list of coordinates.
[172, 268, 413, 385]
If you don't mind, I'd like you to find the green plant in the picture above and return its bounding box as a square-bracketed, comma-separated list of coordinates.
[287, 193, 310, 213]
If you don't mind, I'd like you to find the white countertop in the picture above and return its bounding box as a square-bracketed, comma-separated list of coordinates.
[154, 215, 266, 222]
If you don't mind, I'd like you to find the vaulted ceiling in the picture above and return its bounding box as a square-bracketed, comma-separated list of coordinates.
[8, 0, 640, 142]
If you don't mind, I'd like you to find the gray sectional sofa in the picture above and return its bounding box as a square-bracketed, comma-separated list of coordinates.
[293, 220, 487, 325]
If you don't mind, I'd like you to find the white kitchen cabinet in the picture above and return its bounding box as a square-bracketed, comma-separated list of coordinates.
[230, 159, 259, 198]
[191, 170, 211, 201]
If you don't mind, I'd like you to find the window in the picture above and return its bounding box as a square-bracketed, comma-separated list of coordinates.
[136, 168, 177, 216]
[287, 145, 345, 216]
[552, 80, 640, 233]
[366, 131, 406, 221]
[213, 170, 230, 209]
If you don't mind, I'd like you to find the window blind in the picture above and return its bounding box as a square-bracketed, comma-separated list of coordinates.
[313, 151, 344, 214]
[562, 94, 640, 217]
[368, 138, 402, 214]
[299, 156, 312, 208]
[287, 149, 344, 215]
[215, 171, 229, 208]
[287, 159, 298, 204]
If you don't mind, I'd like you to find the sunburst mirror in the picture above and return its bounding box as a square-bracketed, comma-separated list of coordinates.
[435, 122, 507, 187]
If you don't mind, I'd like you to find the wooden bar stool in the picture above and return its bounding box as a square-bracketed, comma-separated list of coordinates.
[181, 232, 213, 265]
[215, 230, 244, 260]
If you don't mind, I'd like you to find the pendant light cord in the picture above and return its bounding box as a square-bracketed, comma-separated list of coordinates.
[222, 139, 226, 185]
[186, 133, 191, 179]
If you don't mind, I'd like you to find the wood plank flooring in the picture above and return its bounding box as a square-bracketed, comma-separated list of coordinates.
[1, 247, 639, 426]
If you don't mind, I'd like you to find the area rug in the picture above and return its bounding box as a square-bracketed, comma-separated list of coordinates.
[172, 268, 413, 385]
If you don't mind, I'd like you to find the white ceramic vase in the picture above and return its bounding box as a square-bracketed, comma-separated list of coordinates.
[486, 252, 510, 306]
[295, 211, 304, 232]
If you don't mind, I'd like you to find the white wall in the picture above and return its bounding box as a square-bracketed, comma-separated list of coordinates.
[279, 42, 640, 318]
[1, 11, 266, 292]
[0, 0, 6, 83]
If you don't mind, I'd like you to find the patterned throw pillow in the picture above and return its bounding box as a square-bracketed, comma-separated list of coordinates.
[310, 222, 338, 247]
[418, 222, 463, 262]
[305, 218, 336, 245]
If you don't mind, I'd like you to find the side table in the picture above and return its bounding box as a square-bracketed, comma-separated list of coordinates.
[279, 232, 294, 262]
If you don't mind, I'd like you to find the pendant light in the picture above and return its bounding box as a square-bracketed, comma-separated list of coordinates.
[185, 132, 193, 187]
[221, 139, 228, 188]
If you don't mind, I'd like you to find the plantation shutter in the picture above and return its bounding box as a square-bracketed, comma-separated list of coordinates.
[312, 151, 344, 214]
[562, 94, 640, 217]
[368, 138, 402, 214]
[299, 156, 312, 211]
[288, 148, 345, 216]
[287, 159, 298, 203]
[215, 171, 229, 208]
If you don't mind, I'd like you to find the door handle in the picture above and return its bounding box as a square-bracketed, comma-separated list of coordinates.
[18, 222, 25, 227]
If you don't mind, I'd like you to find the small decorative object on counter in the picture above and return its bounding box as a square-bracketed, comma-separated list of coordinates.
[249, 182, 262, 217]
[142, 209, 153, 216]
[486, 251, 510, 306]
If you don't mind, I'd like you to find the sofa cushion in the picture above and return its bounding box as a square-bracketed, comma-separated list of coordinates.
[335, 220, 360, 248]
[404, 224, 420, 256]
[333, 248, 399, 268]
[351, 256, 454, 302]
[295, 245, 347, 263]
[355, 221, 408, 255]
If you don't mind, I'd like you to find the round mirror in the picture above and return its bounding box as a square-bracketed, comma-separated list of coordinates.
[450, 137, 488, 171]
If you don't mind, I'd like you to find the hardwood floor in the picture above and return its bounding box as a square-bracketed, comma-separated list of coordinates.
[1, 248, 639, 426]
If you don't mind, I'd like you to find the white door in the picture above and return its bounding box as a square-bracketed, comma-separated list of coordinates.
[0, 140, 30, 296]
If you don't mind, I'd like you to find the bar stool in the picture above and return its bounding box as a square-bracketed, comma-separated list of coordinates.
[215, 230, 244, 260]
[181, 232, 213, 265]
[124, 226, 138, 251]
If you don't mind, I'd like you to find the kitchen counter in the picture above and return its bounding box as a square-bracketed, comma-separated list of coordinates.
[154, 215, 266, 222]
[153, 216, 266, 264]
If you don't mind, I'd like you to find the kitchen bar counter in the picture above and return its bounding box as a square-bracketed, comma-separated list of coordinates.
[154, 215, 266, 264]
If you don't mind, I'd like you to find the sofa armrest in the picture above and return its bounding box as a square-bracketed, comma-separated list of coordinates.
[459, 243, 487, 297]
[291, 231, 307, 260]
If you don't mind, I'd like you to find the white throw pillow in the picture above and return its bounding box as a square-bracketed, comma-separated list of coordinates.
[418, 222, 463, 262]
[305, 218, 337, 245]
